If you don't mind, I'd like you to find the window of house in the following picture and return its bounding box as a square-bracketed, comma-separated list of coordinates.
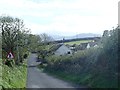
[67, 51, 71, 54]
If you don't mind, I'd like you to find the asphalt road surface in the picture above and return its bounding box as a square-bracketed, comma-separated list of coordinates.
[26, 54, 87, 89]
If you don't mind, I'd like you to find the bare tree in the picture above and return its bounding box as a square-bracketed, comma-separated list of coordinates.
[40, 33, 54, 44]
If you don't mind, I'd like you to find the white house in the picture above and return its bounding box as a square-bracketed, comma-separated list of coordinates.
[86, 42, 98, 49]
[54, 44, 72, 56]
[86, 43, 90, 48]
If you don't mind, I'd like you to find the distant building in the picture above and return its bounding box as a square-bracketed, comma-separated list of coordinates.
[86, 42, 98, 49]
[79, 43, 88, 50]
[50, 44, 72, 56]
[74, 41, 99, 51]
[86, 43, 90, 48]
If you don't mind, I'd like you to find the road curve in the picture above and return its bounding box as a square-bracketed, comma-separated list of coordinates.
[26, 54, 87, 89]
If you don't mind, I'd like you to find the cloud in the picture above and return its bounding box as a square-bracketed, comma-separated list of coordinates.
[27, 13, 118, 35]
[0, 0, 119, 36]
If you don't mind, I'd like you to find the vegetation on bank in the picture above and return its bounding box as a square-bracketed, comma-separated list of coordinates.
[1, 60, 27, 88]
[0, 16, 31, 89]
[40, 26, 119, 88]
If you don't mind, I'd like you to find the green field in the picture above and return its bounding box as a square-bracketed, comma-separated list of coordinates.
[64, 40, 93, 45]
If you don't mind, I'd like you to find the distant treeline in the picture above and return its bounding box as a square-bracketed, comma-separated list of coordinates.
[54, 37, 101, 43]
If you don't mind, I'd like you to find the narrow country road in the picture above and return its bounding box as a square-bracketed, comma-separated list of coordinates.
[26, 54, 87, 89]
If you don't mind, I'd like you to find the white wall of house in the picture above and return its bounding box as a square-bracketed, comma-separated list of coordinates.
[86, 43, 90, 49]
[94, 44, 98, 47]
[55, 45, 72, 56]
[69, 46, 75, 50]
[86, 43, 98, 48]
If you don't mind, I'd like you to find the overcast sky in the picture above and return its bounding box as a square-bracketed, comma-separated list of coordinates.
[0, 0, 119, 36]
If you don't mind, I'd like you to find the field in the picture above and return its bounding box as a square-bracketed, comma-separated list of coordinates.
[64, 40, 93, 45]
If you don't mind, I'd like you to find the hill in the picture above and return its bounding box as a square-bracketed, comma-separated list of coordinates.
[52, 33, 101, 40]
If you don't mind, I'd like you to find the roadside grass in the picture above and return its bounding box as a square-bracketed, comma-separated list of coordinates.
[1, 59, 27, 88]
[64, 40, 93, 45]
[43, 70, 88, 87]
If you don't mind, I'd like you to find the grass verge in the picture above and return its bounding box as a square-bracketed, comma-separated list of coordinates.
[1, 60, 27, 88]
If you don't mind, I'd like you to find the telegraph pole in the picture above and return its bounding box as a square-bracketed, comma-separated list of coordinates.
[17, 32, 19, 64]
[17, 20, 20, 64]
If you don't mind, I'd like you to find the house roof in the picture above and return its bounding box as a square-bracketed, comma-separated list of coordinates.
[65, 44, 71, 48]
[88, 42, 98, 47]
[49, 43, 63, 52]
[79, 43, 88, 50]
